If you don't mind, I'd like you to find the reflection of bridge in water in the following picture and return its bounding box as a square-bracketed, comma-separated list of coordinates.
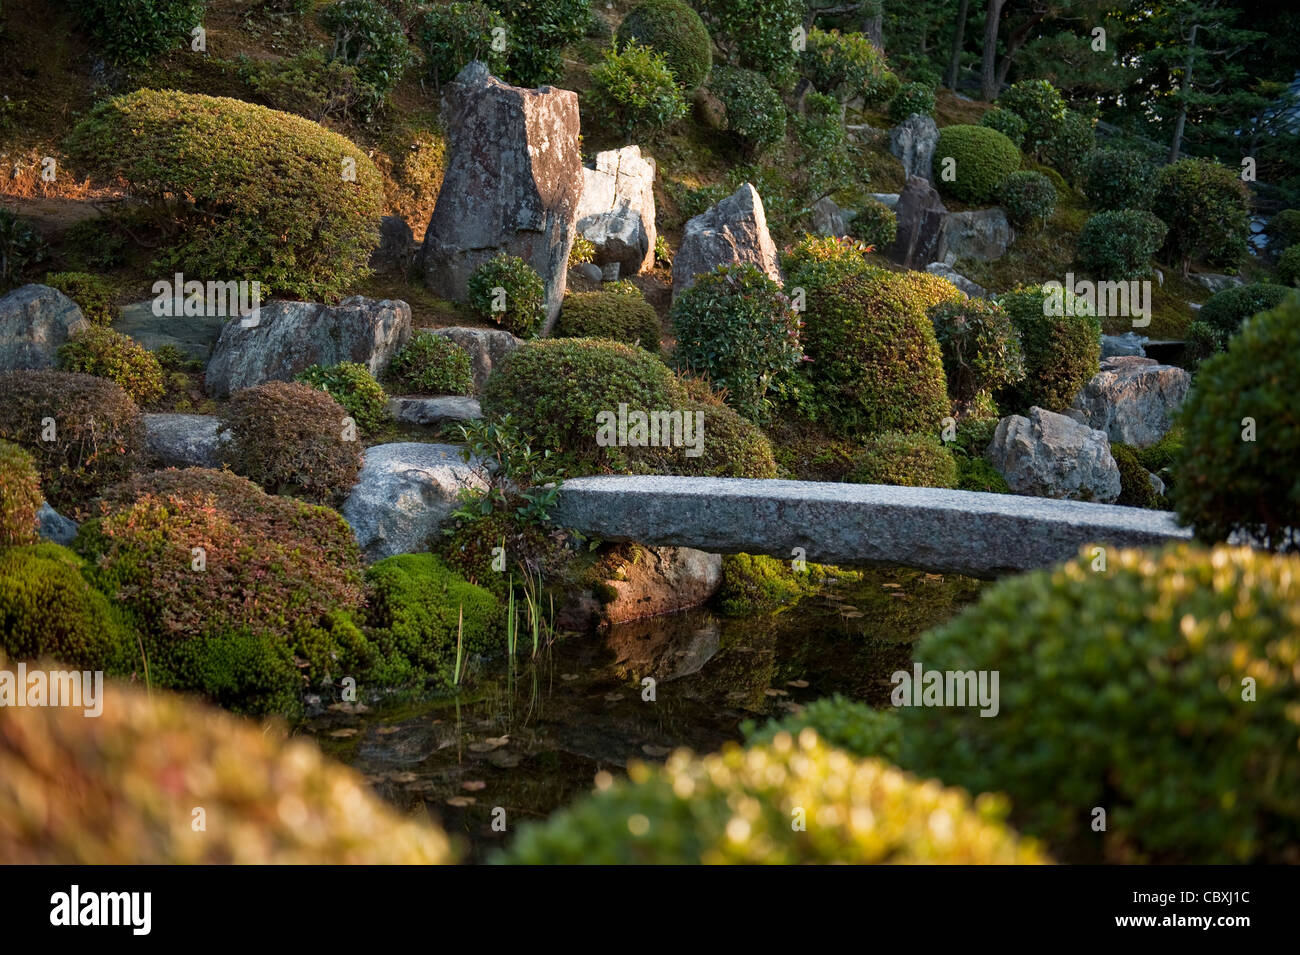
[552, 476, 1194, 579]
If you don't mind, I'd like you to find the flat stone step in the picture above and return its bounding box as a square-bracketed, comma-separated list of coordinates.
[551, 476, 1194, 578]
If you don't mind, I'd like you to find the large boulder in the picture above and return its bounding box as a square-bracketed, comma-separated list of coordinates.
[575, 145, 657, 276]
[114, 300, 226, 361]
[1067, 356, 1191, 449]
[885, 176, 948, 269]
[672, 183, 781, 300]
[142, 413, 227, 468]
[420, 62, 583, 334]
[0, 285, 89, 372]
[889, 114, 941, 181]
[340, 442, 486, 562]
[559, 546, 723, 630]
[939, 208, 1013, 264]
[987, 407, 1122, 503]
[204, 297, 410, 398]
[428, 326, 519, 393]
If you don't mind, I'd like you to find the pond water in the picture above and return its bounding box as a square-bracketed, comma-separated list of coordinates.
[302, 566, 984, 863]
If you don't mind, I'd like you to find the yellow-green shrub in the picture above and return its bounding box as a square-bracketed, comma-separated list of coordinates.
[57, 326, 165, 406]
[65, 90, 384, 300]
[0, 440, 41, 547]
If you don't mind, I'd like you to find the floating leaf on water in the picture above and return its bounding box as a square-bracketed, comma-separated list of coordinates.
[328, 702, 370, 714]
[764, 688, 789, 697]
[786, 679, 810, 688]
[446, 796, 476, 807]
[882, 583, 902, 589]
[328, 728, 359, 738]
[641, 744, 672, 757]
[390, 771, 418, 784]
[468, 735, 509, 753]
[840, 610, 864, 618]
[375, 725, 402, 736]
[561, 673, 579, 681]
[604, 692, 624, 702]
[462, 780, 487, 791]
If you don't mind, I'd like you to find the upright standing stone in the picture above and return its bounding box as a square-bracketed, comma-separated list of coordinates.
[576, 145, 657, 276]
[886, 177, 948, 269]
[671, 183, 781, 300]
[420, 62, 583, 335]
[889, 114, 941, 181]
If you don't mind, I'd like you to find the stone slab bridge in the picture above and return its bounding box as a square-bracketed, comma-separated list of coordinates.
[551, 476, 1194, 578]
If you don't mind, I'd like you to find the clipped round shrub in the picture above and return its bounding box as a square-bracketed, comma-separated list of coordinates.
[894, 269, 964, 314]
[1176, 295, 1300, 550]
[418, 2, 507, 90]
[364, 553, 501, 687]
[0, 676, 455, 863]
[481, 338, 685, 474]
[496, 0, 592, 88]
[1111, 442, 1157, 508]
[996, 79, 1065, 155]
[978, 107, 1026, 148]
[319, 0, 414, 116]
[64, 90, 384, 301]
[588, 40, 688, 140]
[998, 170, 1057, 229]
[1194, 282, 1292, 357]
[0, 371, 141, 514]
[466, 253, 547, 338]
[0, 441, 41, 547]
[66, 0, 205, 64]
[0, 544, 135, 672]
[997, 285, 1100, 412]
[670, 263, 801, 421]
[929, 297, 1025, 406]
[617, 0, 712, 93]
[802, 28, 898, 105]
[42, 272, 114, 325]
[932, 125, 1021, 204]
[1077, 209, 1167, 280]
[386, 331, 474, 395]
[701, 0, 805, 80]
[75, 468, 368, 712]
[901, 544, 1300, 862]
[219, 381, 362, 504]
[674, 376, 778, 479]
[847, 198, 897, 249]
[295, 362, 390, 436]
[1153, 158, 1251, 275]
[888, 82, 936, 123]
[802, 269, 951, 437]
[497, 731, 1048, 864]
[1081, 147, 1156, 211]
[744, 695, 901, 761]
[706, 65, 788, 156]
[1278, 245, 1300, 287]
[556, 287, 661, 350]
[57, 326, 165, 406]
[847, 432, 957, 488]
[1041, 109, 1095, 182]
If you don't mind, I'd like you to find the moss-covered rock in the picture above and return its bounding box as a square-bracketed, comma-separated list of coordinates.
[364, 553, 502, 687]
[715, 553, 822, 616]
